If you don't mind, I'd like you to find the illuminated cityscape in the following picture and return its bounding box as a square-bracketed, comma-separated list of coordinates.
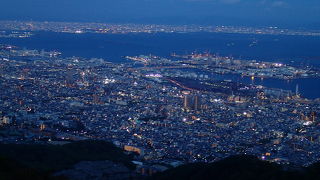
[1, 0, 320, 179]
[1, 45, 320, 168]
[1, 21, 320, 36]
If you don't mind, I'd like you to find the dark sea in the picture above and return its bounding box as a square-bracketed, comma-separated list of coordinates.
[1, 31, 320, 99]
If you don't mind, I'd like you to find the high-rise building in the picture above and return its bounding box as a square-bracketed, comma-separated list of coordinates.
[0, 64, 3, 77]
[182, 91, 201, 111]
[183, 95, 192, 110]
[311, 112, 316, 122]
[65, 67, 74, 87]
[194, 95, 201, 111]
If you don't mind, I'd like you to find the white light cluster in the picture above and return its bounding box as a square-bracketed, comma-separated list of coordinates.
[104, 78, 116, 84]
[145, 74, 162, 78]
[272, 63, 283, 67]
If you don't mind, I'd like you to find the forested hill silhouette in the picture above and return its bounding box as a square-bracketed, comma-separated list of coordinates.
[151, 155, 320, 180]
[0, 140, 135, 179]
[1, 141, 320, 180]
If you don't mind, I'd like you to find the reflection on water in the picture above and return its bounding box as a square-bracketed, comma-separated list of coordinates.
[209, 73, 320, 99]
[1, 31, 320, 98]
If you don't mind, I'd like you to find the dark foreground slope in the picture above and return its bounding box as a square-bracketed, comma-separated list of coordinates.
[0, 140, 135, 179]
[151, 155, 320, 180]
[2, 141, 320, 180]
[0, 156, 65, 180]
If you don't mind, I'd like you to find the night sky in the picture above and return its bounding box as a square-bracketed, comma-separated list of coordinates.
[1, 0, 319, 27]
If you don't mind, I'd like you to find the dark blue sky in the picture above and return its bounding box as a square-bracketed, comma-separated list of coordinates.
[1, 0, 319, 27]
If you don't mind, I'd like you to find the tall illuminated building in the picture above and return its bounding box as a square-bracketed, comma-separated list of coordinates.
[194, 95, 201, 111]
[183, 95, 192, 110]
[0, 64, 3, 77]
[295, 84, 300, 97]
[311, 112, 316, 122]
[182, 91, 201, 111]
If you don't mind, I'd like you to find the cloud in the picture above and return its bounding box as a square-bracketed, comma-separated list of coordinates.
[182, 0, 242, 4]
[258, 0, 289, 8]
[180, 0, 208, 1]
[220, 0, 241, 4]
[272, 1, 288, 7]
